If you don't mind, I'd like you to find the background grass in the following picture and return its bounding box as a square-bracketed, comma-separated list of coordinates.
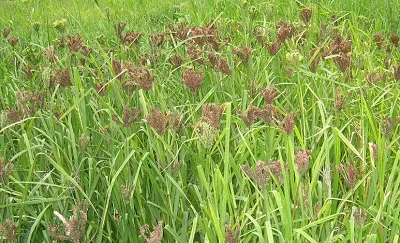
[0, 0, 399, 242]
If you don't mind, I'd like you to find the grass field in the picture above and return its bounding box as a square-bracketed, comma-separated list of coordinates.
[1, 0, 400, 242]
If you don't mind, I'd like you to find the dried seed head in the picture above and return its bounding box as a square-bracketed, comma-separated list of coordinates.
[140, 221, 164, 243]
[113, 106, 140, 127]
[52, 68, 71, 87]
[202, 103, 224, 128]
[370, 143, 378, 160]
[0, 219, 17, 243]
[255, 105, 280, 124]
[262, 86, 277, 104]
[2, 27, 11, 38]
[169, 53, 183, 68]
[253, 27, 268, 46]
[0, 157, 13, 182]
[374, 32, 384, 49]
[208, 53, 231, 75]
[112, 59, 124, 80]
[300, 8, 312, 23]
[149, 32, 165, 47]
[334, 53, 351, 73]
[309, 47, 321, 73]
[146, 109, 170, 134]
[276, 21, 296, 42]
[242, 159, 284, 187]
[393, 64, 400, 81]
[225, 223, 240, 243]
[78, 133, 90, 150]
[353, 208, 367, 226]
[5, 109, 21, 124]
[44, 46, 58, 62]
[335, 164, 358, 189]
[120, 183, 135, 201]
[95, 82, 108, 96]
[50, 200, 88, 243]
[334, 88, 348, 111]
[390, 33, 399, 47]
[67, 33, 84, 52]
[187, 43, 205, 65]
[267, 40, 281, 55]
[295, 149, 312, 174]
[182, 69, 204, 94]
[7, 36, 19, 47]
[126, 66, 154, 90]
[237, 104, 259, 126]
[382, 116, 399, 136]
[114, 22, 143, 46]
[233, 46, 252, 64]
[281, 109, 299, 134]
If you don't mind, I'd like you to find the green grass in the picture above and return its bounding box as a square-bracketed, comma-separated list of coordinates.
[0, 0, 400, 242]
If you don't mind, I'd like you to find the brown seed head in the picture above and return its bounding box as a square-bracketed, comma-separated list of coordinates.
[50, 200, 88, 243]
[0, 157, 13, 182]
[126, 66, 154, 90]
[393, 64, 400, 81]
[52, 68, 71, 87]
[390, 33, 399, 47]
[0, 219, 17, 243]
[334, 53, 351, 73]
[140, 221, 164, 243]
[295, 149, 312, 174]
[113, 106, 140, 127]
[300, 8, 312, 23]
[281, 109, 299, 134]
[169, 53, 183, 68]
[149, 32, 165, 47]
[233, 46, 252, 64]
[146, 109, 170, 134]
[208, 53, 231, 75]
[182, 69, 204, 94]
[262, 86, 277, 105]
[2, 27, 11, 38]
[267, 40, 281, 55]
[7, 36, 19, 47]
[237, 104, 259, 126]
[67, 33, 84, 52]
[225, 223, 240, 243]
[374, 32, 384, 49]
[202, 103, 225, 128]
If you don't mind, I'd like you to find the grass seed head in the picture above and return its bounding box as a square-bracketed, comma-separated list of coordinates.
[281, 109, 299, 134]
[202, 103, 224, 128]
[149, 32, 165, 48]
[208, 53, 231, 75]
[390, 33, 399, 47]
[334, 53, 351, 73]
[300, 8, 312, 23]
[182, 69, 205, 94]
[146, 109, 170, 134]
[113, 106, 140, 127]
[67, 33, 84, 52]
[7, 36, 19, 47]
[52, 68, 71, 87]
[50, 200, 88, 243]
[295, 149, 312, 174]
[196, 121, 220, 148]
[233, 46, 252, 64]
[267, 40, 281, 55]
[0, 219, 17, 243]
[169, 53, 183, 68]
[2, 27, 11, 38]
[0, 157, 13, 183]
[225, 223, 240, 243]
[126, 66, 154, 90]
[374, 32, 384, 49]
[237, 104, 259, 126]
[393, 64, 400, 80]
[140, 221, 164, 243]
